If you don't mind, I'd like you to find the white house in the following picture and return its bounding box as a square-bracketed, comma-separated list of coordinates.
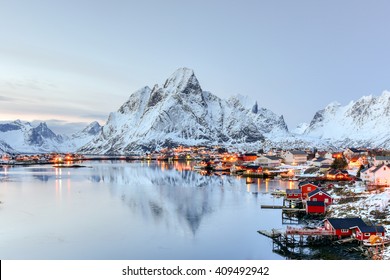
[283, 151, 307, 165]
[343, 148, 368, 160]
[255, 155, 282, 168]
[360, 164, 390, 185]
[374, 156, 390, 166]
[311, 157, 333, 167]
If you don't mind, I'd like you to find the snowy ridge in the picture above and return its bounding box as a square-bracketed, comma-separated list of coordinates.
[0, 120, 101, 154]
[302, 91, 390, 148]
[80, 68, 289, 154]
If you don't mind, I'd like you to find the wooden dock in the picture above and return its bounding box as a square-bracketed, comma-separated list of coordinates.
[260, 205, 306, 212]
[286, 226, 334, 236]
[261, 205, 283, 209]
[257, 229, 283, 239]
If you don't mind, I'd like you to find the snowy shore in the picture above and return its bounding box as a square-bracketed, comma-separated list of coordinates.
[327, 182, 390, 259]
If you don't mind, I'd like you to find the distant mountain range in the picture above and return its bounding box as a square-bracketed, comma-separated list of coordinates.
[1, 68, 390, 154]
[299, 91, 390, 148]
[0, 120, 101, 154]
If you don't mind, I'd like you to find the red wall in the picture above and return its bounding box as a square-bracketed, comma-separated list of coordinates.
[308, 192, 332, 205]
[306, 205, 325, 214]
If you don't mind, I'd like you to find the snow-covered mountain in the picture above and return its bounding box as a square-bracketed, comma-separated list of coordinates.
[0, 120, 63, 153]
[301, 91, 390, 148]
[4, 69, 390, 154]
[0, 120, 101, 154]
[80, 68, 289, 154]
[292, 123, 309, 135]
[60, 121, 102, 152]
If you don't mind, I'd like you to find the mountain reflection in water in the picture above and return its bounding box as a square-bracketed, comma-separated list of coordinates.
[0, 160, 288, 260]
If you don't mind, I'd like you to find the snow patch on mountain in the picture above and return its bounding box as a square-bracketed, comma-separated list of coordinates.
[292, 123, 309, 134]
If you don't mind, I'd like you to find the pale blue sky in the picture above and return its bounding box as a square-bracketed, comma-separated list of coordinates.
[1, 0, 390, 134]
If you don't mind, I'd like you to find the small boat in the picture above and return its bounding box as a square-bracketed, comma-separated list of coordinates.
[363, 236, 390, 247]
[270, 189, 287, 196]
[53, 164, 87, 168]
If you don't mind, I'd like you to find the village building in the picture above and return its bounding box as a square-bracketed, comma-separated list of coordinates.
[310, 157, 333, 167]
[324, 218, 385, 240]
[306, 201, 326, 214]
[347, 156, 368, 169]
[298, 182, 319, 200]
[315, 151, 333, 159]
[286, 189, 302, 200]
[239, 153, 258, 162]
[283, 150, 307, 165]
[360, 164, 390, 186]
[374, 156, 390, 166]
[326, 169, 351, 180]
[254, 155, 282, 168]
[307, 189, 332, 205]
[343, 148, 368, 160]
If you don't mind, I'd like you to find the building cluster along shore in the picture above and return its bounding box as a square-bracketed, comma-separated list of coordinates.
[1, 145, 390, 259]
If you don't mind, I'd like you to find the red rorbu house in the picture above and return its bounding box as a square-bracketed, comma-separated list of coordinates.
[286, 189, 302, 200]
[241, 153, 258, 162]
[305, 189, 332, 214]
[352, 225, 385, 241]
[307, 189, 332, 205]
[244, 165, 263, 174]
[306, 201, 326, 214]
[324, 218, 386, 240]
[326, 169, 351, 181]
[298, 182, 319, 200]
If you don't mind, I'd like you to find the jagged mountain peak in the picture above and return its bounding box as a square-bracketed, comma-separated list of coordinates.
[79, 68, 290, 154]
[81, 121, 102, 135]
[163, 67, 202, 96]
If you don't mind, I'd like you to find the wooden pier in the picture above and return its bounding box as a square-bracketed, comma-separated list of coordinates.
[257, 229, 283, 239]
[260, 204, 306, 212]
[258, 226, 337, 258]
[286, 226, 334, 236]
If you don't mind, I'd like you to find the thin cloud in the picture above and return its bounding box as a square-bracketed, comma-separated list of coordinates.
[0, 95, 16, 101]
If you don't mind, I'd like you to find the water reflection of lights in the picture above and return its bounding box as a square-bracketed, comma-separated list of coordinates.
[55, 168, 62, 199]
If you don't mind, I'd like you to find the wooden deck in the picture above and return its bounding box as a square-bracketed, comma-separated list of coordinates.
[258, 229, 283, 239]
[261, 205, 306, 212]
[286, 226, 334, 236]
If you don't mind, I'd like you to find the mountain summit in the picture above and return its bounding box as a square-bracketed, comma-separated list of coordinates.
[80, 68, 288, 154]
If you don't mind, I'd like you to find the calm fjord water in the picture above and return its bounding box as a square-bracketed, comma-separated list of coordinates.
[0, 161, 294, 260]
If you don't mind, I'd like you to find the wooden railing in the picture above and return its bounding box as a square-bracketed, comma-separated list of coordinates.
[286, 226, 334, 236]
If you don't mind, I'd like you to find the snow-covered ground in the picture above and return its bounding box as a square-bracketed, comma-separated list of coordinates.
[327, 182, 390, 259]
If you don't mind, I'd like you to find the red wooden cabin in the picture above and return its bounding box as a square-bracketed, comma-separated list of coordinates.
[306, 201, 326, 214]
[307, 189, 332, 205]
[324, 218, 385, 239]
[286, 189, 302, 200]
[299, 182, 319, 200]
